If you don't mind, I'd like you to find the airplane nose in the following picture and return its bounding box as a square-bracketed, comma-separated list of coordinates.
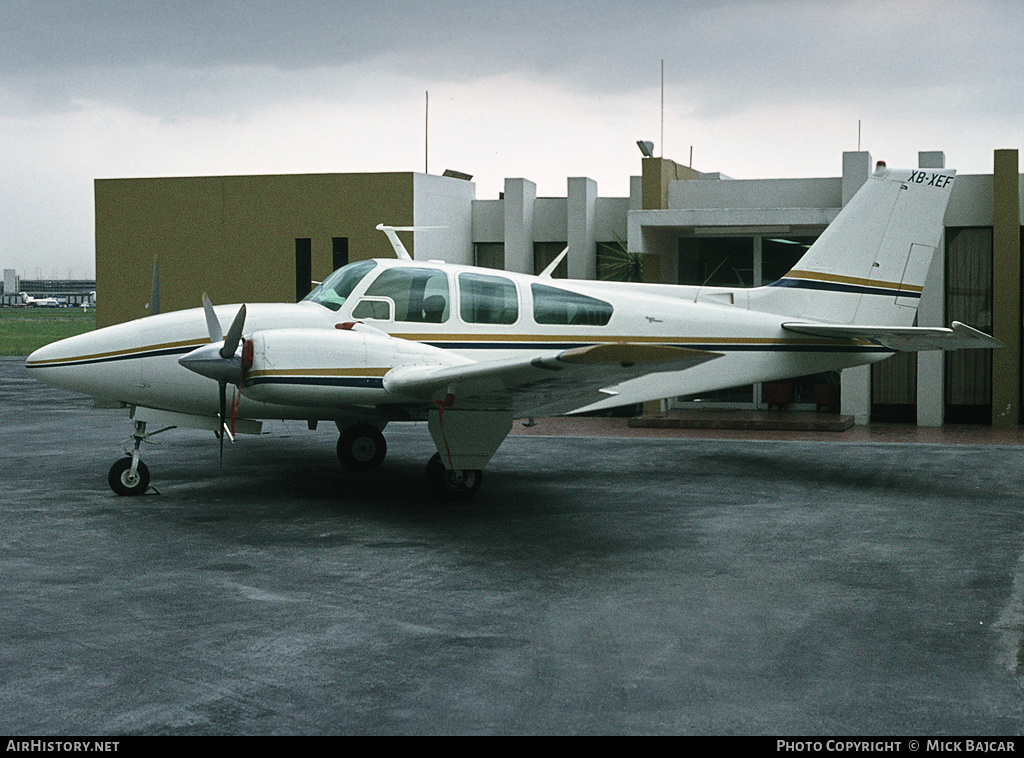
[25, 340, 63, 377]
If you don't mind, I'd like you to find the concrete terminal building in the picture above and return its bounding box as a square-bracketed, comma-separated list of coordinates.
[94, 148, 1021, 428]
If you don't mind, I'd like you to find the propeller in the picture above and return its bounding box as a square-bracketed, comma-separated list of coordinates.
[178, 295, 247, 470]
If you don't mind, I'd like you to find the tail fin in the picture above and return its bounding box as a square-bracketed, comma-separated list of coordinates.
[750, 163, 955, 325]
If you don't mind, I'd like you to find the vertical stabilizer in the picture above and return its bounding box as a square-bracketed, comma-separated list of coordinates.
[750, 163, 955, 325]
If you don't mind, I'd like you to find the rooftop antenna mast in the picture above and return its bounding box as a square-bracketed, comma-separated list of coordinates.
[660, 60, 664, 158]
[425, 91, 429, 174]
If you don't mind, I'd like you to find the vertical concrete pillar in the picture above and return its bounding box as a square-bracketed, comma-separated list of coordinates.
[992, 149, 1021, 427]
[917, 151, 947, 427]
[916, 243, 946, 426]
[567, 177, 597, 280]
[840, 151, 873, 425]
[503, 178, 536, 274]
[841, 151, 871, 206]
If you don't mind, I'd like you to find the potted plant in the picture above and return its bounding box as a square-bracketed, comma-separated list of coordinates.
[813, 371, 841, 413]
[598, 231, 644, 282]
[763, 381, 795, 411]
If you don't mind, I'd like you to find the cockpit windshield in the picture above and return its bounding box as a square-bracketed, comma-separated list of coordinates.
[302, 260, 377, 311]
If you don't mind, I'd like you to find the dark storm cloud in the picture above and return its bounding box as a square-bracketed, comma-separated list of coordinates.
[0, 0, 661, 75]
[4, 0, 1022, 121]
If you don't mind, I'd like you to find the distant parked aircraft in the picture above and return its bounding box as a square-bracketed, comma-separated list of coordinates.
[21, 293, 60, 307]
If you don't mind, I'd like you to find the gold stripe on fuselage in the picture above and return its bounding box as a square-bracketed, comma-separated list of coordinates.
[246, 367, 391, 378]
[24, 337, 210, 367]
[784, 269, 924, 294]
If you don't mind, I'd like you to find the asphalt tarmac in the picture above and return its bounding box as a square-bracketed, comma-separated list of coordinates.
[3, 355, 1024, 736]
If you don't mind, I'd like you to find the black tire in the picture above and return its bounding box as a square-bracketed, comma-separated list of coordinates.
[108, 457, 150, 496]
[425, 452, 482, 501]
[337, 424, 387, 471]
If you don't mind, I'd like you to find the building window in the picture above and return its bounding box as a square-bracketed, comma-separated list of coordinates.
[295, 238, 312, 302]
[945, 227, 993, 423]
[761, 236, 816, 284]
[332, 237, 349, 272]
[474, 243, 504, 270]
[678, 237, 754, 287]
[534, 242, 567, 277]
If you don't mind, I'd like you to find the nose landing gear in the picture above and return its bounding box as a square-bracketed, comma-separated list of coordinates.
[108, 456, 150, 496]
[107, 417, 174, 496]
[107, 418, 151, 496]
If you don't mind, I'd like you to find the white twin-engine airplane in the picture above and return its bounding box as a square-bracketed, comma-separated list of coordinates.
[27, 163, 1000, 500]
[21, 293, 61, 307]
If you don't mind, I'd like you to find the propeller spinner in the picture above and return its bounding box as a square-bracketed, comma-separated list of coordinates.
[178, 295, 248, 468]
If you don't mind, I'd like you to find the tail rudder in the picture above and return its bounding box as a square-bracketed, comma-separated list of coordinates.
[752, 163, 955, 325]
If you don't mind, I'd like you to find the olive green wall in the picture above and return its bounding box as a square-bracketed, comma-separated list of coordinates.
[991, 149, 1021, 427]
[95, 172, 415, 327]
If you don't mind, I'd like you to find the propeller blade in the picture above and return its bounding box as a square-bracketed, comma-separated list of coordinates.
[218, 380, 227, 472]
[221, 304, 246, 359]
[202, 294, 223, 343]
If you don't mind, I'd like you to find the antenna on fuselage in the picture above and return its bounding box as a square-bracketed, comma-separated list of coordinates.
[147, 255, 160, 316]
[693, 255, 730, 303]
[539, 246, 569, 278]
[375, 224, 446, 261]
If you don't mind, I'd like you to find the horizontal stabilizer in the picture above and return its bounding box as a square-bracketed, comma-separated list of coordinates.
[385, 342, 723, 416]
[782, 321, 1002, 352]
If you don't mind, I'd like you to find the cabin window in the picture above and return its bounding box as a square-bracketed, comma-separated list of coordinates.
[357, 267, 450, 323]
[351, 298, 392, 320]
[459, 272, 518, 324]
[302, 259, 377, 311]
[531, 283, 612, 326]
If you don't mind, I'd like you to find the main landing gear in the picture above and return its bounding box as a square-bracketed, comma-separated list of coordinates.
[425, 453, 483, 501]
[335, 422, 483, 500]
[335, 423, 387, 471]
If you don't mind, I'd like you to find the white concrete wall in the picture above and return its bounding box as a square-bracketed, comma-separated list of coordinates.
[471, 199, 503, 243]
[412, 173, 476, 264]
[839, 151, 873, 424]
[568, 177, 597, 280]
[503, 178, 536, 274]
[669, 177, 841, 211]
[533, 198, 568, 241]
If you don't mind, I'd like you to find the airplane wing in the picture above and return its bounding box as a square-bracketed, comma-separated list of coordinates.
[782, 321, 1003, 351]
[383, 342, 723, 416]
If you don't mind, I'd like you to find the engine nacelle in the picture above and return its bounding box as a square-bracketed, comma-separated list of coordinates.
[241, 324, 465, 408]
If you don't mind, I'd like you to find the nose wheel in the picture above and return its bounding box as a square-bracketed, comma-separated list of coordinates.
[108, 457, 150, 496]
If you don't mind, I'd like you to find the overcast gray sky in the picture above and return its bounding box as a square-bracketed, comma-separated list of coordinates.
[3, 0, 1022, 279]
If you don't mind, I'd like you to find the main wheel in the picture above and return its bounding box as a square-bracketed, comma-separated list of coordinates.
[108, 457, 150, 496]
[337, 424, 387, 471]
[425, 452, 483, 501]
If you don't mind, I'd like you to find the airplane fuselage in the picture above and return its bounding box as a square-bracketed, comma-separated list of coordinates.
[26, 258, 889, 425]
